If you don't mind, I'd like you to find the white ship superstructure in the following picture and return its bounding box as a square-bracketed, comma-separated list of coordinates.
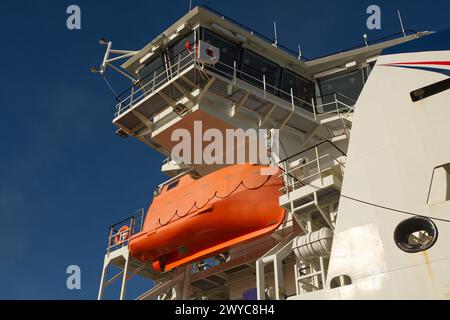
[94, 6, 450, 300]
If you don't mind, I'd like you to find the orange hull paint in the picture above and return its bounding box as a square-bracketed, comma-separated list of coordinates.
[129, 164, 285, 272]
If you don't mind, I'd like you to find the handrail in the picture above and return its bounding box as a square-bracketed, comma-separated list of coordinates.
[108, 216, 137, 230]
[207, 57, 315, 110]
[278, 140, 347, 164]
[279, 150, 346, 195]
[315, 91, 356, 104]
[114, 48, 197, 117]
[113, 47, 317, 118]
[285, 154, 329, 175]
[106, 209, 146, 253]
[115, 47, 194, 102]
[112, 45, 356, 121]
[279, 153, 344, 188]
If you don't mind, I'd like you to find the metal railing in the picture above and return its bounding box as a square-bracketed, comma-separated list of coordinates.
[204, 58, 317, 114]
[278, 140, 347, 194]
[314, 92, 356, 117]
[106, 208, 145, 254]
[112, 45, 356, 122]
[203, 61, 357, 120]
[114, 48, 198, 118]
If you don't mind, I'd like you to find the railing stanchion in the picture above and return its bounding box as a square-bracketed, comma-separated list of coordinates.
[152, 71, 156, 94]
[283, 161, 290, 196]
[312, 98, 317, 120]
[334, 93, 338, 115]
[233, 60, 237, 84]
[263, 74, 266, 98]
[290, 87, 295, 114]
[130, 217, 136, 245]
[130, 85, 135, 107]
[107, 227, 114, 255]
[116, 102, 121, 117]
[314, 146, 323, 187]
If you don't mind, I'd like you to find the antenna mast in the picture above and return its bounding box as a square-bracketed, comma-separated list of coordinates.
[273, 21, 278, 47]
[397, 9, 407, 37]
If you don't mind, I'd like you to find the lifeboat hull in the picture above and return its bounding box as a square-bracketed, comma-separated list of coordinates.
[129, 164, 285, 272]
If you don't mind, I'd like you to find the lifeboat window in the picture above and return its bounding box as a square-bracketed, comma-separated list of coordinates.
[394, 216, 438, 253]
[166, 180, 180, 191]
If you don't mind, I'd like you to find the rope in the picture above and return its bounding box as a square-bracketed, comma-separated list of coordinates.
[102, 74, 119, 98]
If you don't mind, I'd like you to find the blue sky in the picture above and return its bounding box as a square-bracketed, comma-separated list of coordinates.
[0, 0, 448, 300]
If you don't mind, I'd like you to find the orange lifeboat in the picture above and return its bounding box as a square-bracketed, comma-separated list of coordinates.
[129, 164, 285, 272]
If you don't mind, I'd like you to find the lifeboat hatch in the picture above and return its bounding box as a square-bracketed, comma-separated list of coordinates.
[129, 164, 285, 272]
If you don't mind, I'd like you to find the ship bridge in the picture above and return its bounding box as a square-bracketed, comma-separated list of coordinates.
[94, 5, 430, 300]
[100, 5, 424, 176]
[104, 6, 357, 175]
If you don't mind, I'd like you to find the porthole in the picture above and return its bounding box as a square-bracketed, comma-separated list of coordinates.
[394, 216, 438, 253]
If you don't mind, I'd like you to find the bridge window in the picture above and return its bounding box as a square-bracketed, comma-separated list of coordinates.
[202, 29, 240, 77]
[168, 32, 195, 70]
[241, 50, 281, 94]
[317, 69, 364, 112]
[281, 69, 315, 111]
[137, 54, 166, 92]
[365, 61, 376, 79]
